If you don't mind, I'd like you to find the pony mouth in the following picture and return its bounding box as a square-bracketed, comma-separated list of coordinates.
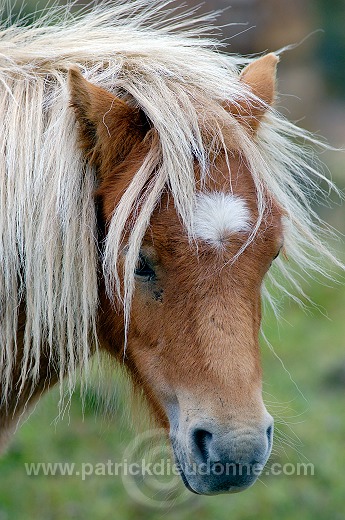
[178, 466, 200, 494]
[170, 438, 263, 495]
[171, 445, 254, 495]
[174, 457, 255, 495]
[171, 448, 199, 494]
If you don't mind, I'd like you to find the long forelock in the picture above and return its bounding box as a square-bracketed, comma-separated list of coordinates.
[0, 0, 343, 408]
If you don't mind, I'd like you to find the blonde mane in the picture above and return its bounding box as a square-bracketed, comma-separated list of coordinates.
[0, 0, 343, 408]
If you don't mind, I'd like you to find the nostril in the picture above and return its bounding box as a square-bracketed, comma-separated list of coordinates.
[192, 428, 213, 461]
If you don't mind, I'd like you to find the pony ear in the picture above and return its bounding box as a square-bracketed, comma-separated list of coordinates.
[226, 53, 279, 132]
[68, 67, 149, 164]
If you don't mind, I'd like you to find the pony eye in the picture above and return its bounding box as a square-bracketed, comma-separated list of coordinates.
[135, 254, 156, 281]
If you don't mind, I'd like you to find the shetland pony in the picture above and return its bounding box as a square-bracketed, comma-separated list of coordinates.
[0, 0, 343, 495]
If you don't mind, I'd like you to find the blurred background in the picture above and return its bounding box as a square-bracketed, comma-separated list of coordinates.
[0, 1, 344, 519]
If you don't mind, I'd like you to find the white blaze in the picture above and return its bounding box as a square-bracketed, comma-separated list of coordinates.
[192, 192, 251, 247]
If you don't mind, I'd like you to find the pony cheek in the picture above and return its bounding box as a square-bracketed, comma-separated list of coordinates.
[125, 326, 175, 399]
[123, 345, 177, 428]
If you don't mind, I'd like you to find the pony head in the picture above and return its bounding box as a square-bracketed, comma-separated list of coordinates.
[69, 54, 282, 494]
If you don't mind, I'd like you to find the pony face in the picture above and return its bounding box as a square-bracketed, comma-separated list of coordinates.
[121, 158, 283, 494]
[70, 55, 283, 494]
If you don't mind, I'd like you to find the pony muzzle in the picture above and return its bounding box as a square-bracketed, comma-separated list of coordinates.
[169, 412, 274, 495]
